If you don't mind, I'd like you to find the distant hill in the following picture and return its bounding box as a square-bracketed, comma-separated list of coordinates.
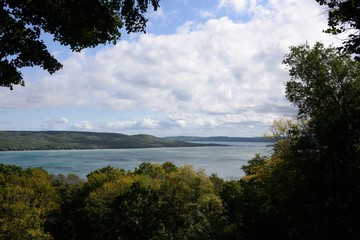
[0, 131, 214, 151]
[163, 136, 272, 142]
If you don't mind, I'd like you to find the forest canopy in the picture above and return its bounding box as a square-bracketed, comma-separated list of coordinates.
[0, 131, 212, 151]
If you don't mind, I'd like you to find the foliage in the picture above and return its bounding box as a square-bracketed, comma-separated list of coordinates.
[0, 0, 160, 89]
[281, 42, 360, 238]
[2, 162, 223, 240]
[283, 42, 360, 189]
[231, 42, 360, 239]
[284, 42, 360, 122]
[220, 178, 289, 240]
[216, 42, 360, 240]
[315, 0, 360, 60]
[0, 164, 60, 239]
[106, 180, 163, 239]
[241, 154, 268, 176]
[45, 173, 84, 240]
[158, 166, 224, 239]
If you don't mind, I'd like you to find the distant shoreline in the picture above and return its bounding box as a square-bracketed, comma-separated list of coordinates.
[163, 136, 272, 143]
[0, 131, 231, 152]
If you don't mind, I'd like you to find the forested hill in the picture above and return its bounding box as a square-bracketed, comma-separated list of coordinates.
[0, 131, 212, 151]
[163, 136, 271, 142]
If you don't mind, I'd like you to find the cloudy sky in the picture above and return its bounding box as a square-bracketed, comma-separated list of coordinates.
[0, 0, 341, 137]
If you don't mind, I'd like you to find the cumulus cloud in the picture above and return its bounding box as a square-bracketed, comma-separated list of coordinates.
[41, 117, 69, 130]
[101, 118, 160, 130]
[73, 121, 93, 130]
[198, 10, 216, 19]
[0, 0, 343, 136]
[73, 112, 286, 136]
[218, 0, 253, 14]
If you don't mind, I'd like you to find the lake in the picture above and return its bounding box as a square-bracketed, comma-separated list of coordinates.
[0, 142, 272, 180]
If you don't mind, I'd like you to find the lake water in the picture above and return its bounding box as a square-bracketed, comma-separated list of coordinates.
[0, 142, 272, 180]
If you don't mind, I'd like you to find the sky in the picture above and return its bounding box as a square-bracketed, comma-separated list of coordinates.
[0, 0, 343, 137]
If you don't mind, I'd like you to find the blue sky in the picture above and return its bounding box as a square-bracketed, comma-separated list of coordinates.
[0, 0, 341, 137]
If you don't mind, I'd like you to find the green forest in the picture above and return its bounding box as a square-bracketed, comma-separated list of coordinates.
[0, 131, 213, 151]
[1, 0, 360, 239]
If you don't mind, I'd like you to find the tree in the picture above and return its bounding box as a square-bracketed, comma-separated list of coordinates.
[231, 42, 360, 239]
[283, 42, 360, 186]
[241, 153, 268, 176]
[58, 163, 225, 240]
[45, 174, 84, 240]
[159, 165, 224, 239]
[108, 180, 163, 240]
[280, 42, 360, 239]
[315, 0, 360, 60]
[0, 166, 60, 239]
[82, 174, 141, 239]
[0, 0, 160, 89]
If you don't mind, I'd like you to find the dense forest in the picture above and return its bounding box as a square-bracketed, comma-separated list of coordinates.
[0, 162, 238, 239]
[0, 131, 215, 151]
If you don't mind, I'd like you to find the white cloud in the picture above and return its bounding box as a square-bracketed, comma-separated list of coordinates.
[41, 117, 69, 130]
[0, 0, 343, 136]
[79, 112, 285, 136]
[101, 118, 160, 130]
[73, 121, 93, 130]
[198, 10, 216, 19]
[218, 0, 252, 14]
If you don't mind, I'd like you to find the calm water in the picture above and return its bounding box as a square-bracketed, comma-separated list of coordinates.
[0, 142, 272, 180]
